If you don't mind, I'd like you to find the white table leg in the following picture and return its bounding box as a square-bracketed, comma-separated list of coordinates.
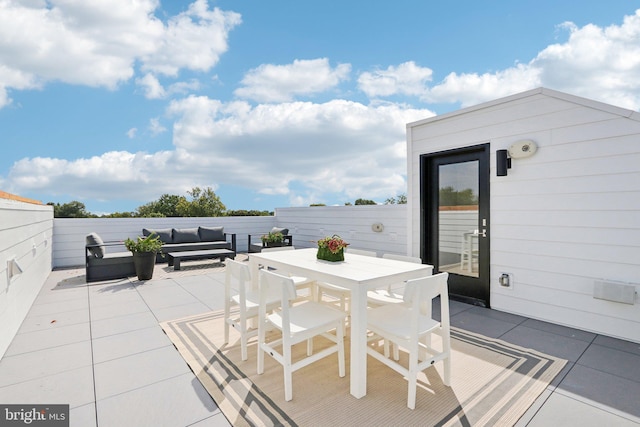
[349, 284, 368, 398]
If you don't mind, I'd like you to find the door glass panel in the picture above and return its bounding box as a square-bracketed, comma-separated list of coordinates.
[438, 161, 479, 277]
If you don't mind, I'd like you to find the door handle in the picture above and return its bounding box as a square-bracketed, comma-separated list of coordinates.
[481, 229, 487, 238]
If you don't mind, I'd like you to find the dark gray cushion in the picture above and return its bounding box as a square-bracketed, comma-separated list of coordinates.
[198, 226, 225, 242]
[172, 228, 201, 243]
[86, 232, 105, 258]
[271, 227, 289, 236]
[142, 228, 173, 243]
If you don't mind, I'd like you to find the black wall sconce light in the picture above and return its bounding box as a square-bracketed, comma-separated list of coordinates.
[496, 149, 511, 176]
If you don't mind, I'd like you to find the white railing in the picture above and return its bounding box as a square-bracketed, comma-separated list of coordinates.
[53, 205, 408, 268]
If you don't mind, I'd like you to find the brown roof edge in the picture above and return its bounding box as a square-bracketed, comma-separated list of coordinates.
[0, 191, 43, 205]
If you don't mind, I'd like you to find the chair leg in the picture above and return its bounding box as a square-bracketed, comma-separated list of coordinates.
[407, 349, 419, 410]
[337, 320, 346, 377]
[240, 317, 248, 361]
[284, 342, 293, 401]
[224, 306, 230, 344]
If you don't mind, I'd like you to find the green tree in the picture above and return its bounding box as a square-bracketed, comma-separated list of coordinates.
[136, 194, 185, 217]
[48, 201, 94, 218]
[354, 198, 377, 205]
[439, 186, 478, 206]
[384, 194, 407, 204]
[176, 187, 226, 217]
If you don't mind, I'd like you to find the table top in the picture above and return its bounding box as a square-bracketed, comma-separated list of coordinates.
[250, 248, 433, 287]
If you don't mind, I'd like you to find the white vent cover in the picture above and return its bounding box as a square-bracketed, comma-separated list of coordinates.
[593, 280, 636, 305]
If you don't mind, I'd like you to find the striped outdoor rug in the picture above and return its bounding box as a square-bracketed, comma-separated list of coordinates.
[161, 310, 566, 427]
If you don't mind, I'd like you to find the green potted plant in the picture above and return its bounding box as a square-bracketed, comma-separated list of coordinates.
[261, 231, 284, 248]
[124, 234, 164, 280]
[316, 235, 349, 262]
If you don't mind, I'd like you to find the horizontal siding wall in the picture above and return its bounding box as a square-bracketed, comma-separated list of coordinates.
[53, 205, 408, 268]
[408, 88, 640, 344]
[0, 199, 53, 358]
[275, 205, 407, 255]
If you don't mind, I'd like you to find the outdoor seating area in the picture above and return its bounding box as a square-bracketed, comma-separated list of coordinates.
[1, 251, 639, 426]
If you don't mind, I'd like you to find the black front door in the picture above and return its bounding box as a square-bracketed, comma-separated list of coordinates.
[420, 144, 490, 307]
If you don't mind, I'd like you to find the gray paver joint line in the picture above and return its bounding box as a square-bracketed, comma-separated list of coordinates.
[85, 282, 100, 427]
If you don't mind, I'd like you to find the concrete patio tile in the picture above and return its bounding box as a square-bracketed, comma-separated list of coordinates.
[17, 308, 89, 334]
[96, 373, 222, 427]
[70, 403, 97, 427]
[525, 392, 640, 427]
[5, 322, 91, 356]
[87, 281, 137, 295]
[137, 286, 201, 311]
[94, 345, 191, 400]
[32, 286, 88, 306]
[521, 318, 597, 342]
[558, 363, 640, 418]
[467, 305, 528, 324]
[151, 301, 212, 322]
[91, 326, 171, 364]
[0, 341, 93, 387]
[27, 297, 89, 317]
[90, 311, 160, 339]
[500, 324, 591, 362]
[577, 343, 640, 383]
[450, 308, 520, 338]
[593, 335, 640, 357]
[89, 289, 144, 308]
[0, 365, 94, 409]
[89, 298, 150, 321]
[177, 277, 226, 307]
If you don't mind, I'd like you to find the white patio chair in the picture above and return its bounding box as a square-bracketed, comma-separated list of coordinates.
[261, 246, 316, 300]
[316, 248, 377, 310]
[257, 269, 347, 401]
[367, 253, 422, 307]
[224, 259, 281, 361]
[366, 272, 451, 409]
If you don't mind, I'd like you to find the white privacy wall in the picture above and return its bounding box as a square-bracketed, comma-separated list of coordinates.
[0, 199, 53, 358]
[52, 205, 408, 268]
[407, 88, 640, 343]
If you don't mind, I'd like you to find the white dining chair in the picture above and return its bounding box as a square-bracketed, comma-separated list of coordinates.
[224, 259, 281, 361]
[261, 246, 316, 300]
[367, 253, 423, 307]
[366, 272, 451, 409]
[257, 269, 347, 401]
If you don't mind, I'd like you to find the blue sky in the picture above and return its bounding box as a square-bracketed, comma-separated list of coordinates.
[1, 1, 639, 214]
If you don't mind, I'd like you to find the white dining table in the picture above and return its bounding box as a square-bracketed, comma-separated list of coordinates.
[248, 247, 433, 399]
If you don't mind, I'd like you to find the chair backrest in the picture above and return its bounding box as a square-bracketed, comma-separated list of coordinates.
[259, 269, 297, 336]
[225, 259, 252, 310]
[382, 253, 422, 264]
[403, 273, 449, 321]
[347, 248, 377, 257]
[261, 246, 296, 253]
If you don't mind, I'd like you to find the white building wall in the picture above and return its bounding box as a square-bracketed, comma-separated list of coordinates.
[52, 205, 408, 268]
[407, 88, 640, 343]
[0, 199, 53, 358]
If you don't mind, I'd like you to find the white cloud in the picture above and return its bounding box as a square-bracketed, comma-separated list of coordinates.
[0, 0, 240, 103]
[149, 118, 167, 135]
[126, 128, 137, 139]
[7, 99, 435, 205]
[141, 0, 242, 76]
[358, 61, 433, 98]
[136, 73, 166, 99]
[234, 58, 351, 102]
[423, 9, 640, 109]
